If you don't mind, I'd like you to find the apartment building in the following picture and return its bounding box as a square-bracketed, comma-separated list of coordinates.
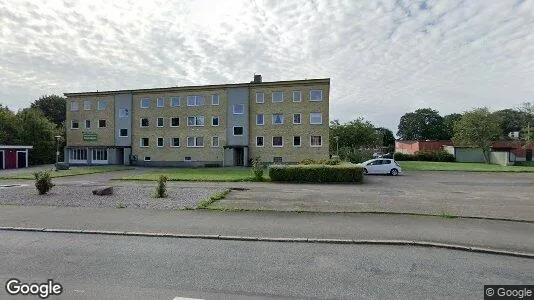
[64, 75, 329, 167]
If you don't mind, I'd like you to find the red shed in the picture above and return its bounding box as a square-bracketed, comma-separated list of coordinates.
[0, 145, 33, 169]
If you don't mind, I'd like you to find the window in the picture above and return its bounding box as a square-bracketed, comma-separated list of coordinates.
[140, 138, 149, 147]
[293, 136, 301, 147]
[273, 157, 283, 164]
[256, 114, 264, 125]
[98, 120, 106, 128]
[311, 135, 322, 147]
[170, 117, 180, 127]
[184, 156, 192, 161]
[140, 98, 150, 108]
[211, 94, 220, 105]
[84, 100, 91, 110]
[233, 104, 244, 114]
[92, 149, 108, 161]
[272, 136, 283, 147]
[85, 120, 91, 129]
[187, 95, 205, 106]
[212, 136, 219, 147]
[256, 136, 264, 147]
[98, 100, 107, 110]
[171, 137, 180, 147]
[157, 97, 164, 107]
[119, 108, 129, 118]
[272, 114, 284, 125]
[310, 113, 323, 124]
[256, 92, 264, 103]
[187, 116, 205, 126]
[144, 156, 151, 161]
[170, 96, 180, 107]
[272, 91, 283, 103]
[157, 117, 164, 127]
[157, 137, 164, 147]
[70, 102, 79, 111]
[212, 116, 219, 126]
[140, 118, 149, 127]
[293, 113, 301, 124]
[69, 149, 87, 161]
[310, 90, 323, 101]
[71, 120, 79, 129]
[293, 91, 301, 102]
[187, 137, 204, 147]
[119, 129, 128, 137]
[233, 126, 243, 136]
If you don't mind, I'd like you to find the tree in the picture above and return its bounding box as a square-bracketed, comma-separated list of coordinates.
[30, 95, 66, 127]
[329, 118, 384, 162]
[397, 108, 447, 140]
[374, 127, 395, 153]
[442, 113, 462, 140]
[0, 106, 22, 144]
[492, 109, 529, 139]
[452, 108, 501, 164]
[16, 108, 56, 165]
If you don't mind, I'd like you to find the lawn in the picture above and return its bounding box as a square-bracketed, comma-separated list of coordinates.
[120, 167, 268, 182]
[0, 166, 135, 179]
[399, 161, 534, 172]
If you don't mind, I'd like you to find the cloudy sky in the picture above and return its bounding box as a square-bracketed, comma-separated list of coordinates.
[1, 0, 533, 131]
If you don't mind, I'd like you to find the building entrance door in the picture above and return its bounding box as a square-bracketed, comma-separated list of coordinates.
[234, 148, 244, 166]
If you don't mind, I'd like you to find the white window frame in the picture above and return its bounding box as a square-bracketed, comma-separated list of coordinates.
[71, 120, 79, 129]
[70, 101, 79, 111]
[97, 100, 107, 110]
[293, 113, 301, 125]
[98, 119, 107, 128]
[156, 97, 164, 108]
[170, 137, 180, 148]
[256, 114, 264, 125]
[310, 135, 323, 147]
[256, 136, 264, 147]
[119, 128, 128, 137]
[140, 118, 149, 128]
[211, 94, 220, 105]
[144, 156, 151, 162]
[272, 114, 284, 125]
[293, 136, 301, 147]
[140, 98, 150, 108]
[186, 136, 204, 148]
[170, 96, 180, 107]
[92, 149, 108, 164]
[292, 91, 301, 102]
[140, 138, 149, 148]
[310, 113, 323, 125]
[272, 136, 283, 147]
[233, 104, 244, 115]
[212, 116, 219, 126]
[157, 117, 165, 128]
[184, 156, 192, 162]
[157, 137, 164, 148]
[83, 100, 91, 110]
[69, 148, 87, 162]
[211, 136, 219, 147]
[256, 92, 264, 104]
[272, 91, 283, 103]
[85, 120, 91, 129]
[187, 116, 205, 127]
[170, 117, 180, 127]
[310, 90, 323, 101]
[273, 157, 283, 164]
[187, 95, 204, 106]
[233, 126, 244, 136]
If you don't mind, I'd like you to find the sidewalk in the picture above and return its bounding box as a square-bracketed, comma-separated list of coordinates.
[0, 205, 533, 254]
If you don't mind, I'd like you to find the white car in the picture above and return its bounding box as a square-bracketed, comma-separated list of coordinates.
[360, 158, 402, 176]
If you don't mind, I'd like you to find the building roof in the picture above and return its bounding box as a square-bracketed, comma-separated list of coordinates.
[0, 145, 33, 150]
[64, 78, 331, 97]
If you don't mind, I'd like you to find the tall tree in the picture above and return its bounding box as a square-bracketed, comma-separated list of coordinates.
[442, 113, 462, 140]
[397, 108, 447, 140]
[492, 109, 528, 138]
[452, 108, 501, 163]
[374, 127, 395, 152]
[0, 106, 22, 144]
[16, 108, 56, 165]
[30, 95, 66, 127]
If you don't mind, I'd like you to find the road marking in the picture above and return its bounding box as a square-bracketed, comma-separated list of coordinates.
[173, 297, 203, 300]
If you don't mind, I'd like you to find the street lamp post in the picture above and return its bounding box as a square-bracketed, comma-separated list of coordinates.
[54, 135, 62, 169]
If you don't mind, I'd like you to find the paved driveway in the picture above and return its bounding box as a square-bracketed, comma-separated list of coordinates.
[211, 172, 534, 221]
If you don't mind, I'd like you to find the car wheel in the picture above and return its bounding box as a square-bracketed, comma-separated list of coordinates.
[363, 168, 368, 174]
[390, 168, 399, 176]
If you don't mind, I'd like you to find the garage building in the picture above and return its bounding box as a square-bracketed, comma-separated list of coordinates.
[0, 145, 33, 169]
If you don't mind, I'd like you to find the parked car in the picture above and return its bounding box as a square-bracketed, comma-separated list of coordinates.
[360, 158, 402, 176]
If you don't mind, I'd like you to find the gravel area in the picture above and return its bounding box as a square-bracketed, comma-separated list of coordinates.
[0, 184, 228, 210]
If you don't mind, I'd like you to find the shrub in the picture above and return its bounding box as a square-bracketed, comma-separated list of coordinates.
[34, 171, 54, 195]
[338, 147, 374, 163]
[299, 158, 341, 165]
[514, 161, 534, 166]
[268, 164, 364, 183]
[251, 156, 264, 181]
[154, 175, 168, 198]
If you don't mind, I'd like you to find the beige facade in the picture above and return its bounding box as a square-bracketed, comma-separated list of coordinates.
[64, 77, 330, 166]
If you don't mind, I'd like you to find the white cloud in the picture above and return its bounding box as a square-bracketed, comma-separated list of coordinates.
[1, 0, 534, 132]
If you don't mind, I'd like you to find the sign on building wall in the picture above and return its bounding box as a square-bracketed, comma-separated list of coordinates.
[83, 133, 98, 141]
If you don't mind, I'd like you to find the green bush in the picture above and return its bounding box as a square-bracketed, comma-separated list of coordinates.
[268, 164, 364, 183]
[154, 175, 168, 198]
[514, 161, 534, 166]
[34, 171, 54, 195]
[251, 156, 264, 181]
[299, 158, 341, 165]
[394, 150, 455, 162]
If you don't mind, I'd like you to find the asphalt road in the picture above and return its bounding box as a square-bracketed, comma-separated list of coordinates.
[1, 231, 532, 299]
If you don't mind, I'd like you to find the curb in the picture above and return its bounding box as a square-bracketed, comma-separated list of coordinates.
[1, 226, 533, 259]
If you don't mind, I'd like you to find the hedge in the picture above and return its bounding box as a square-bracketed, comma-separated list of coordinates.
[394, 150, 455, 162]
[268, 164, 364, 183]
[299, 158, 341, 165]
